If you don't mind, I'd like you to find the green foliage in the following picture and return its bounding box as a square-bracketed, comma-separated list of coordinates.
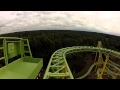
[1, 30, 120, 68]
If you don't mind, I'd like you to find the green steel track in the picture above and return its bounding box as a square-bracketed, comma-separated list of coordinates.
[1, 37, 120, 79]
[43, 46, 120, 79]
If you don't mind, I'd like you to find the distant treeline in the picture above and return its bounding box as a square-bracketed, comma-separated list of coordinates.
[1, 30, 120, 68]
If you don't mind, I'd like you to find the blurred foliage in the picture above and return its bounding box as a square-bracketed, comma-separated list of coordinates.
[1, 30, 120, 69]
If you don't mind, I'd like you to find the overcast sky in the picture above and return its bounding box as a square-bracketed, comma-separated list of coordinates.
[0, 11, 120, 36]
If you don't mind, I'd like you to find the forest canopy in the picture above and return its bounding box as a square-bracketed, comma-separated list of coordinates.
[0, 30, 120, 68]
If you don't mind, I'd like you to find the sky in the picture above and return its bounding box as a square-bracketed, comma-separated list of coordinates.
[0, 11, 120, 36]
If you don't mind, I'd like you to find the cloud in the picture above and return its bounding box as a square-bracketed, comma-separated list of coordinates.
[0, 11, 120, 36]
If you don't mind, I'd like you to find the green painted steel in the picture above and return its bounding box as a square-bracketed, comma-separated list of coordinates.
[0, 56, 43, 79]
[76, 60, 120, 79]
[43, 45, 120, 79]
[1, 36, 120, 79]
[0, 37, 43, 79]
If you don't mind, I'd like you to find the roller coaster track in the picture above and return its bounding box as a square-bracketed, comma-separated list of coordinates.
[76, 61, 120, 79]
[43, 46, 120, 79]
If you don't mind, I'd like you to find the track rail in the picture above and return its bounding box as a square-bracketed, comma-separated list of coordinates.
[43, 46, 120, 79]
